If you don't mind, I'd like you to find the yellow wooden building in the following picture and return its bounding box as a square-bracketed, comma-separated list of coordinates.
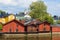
[0, 14, 15, 24]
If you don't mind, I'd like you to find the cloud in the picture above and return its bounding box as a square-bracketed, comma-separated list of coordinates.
[0, 0, 37, 6]
[0, 0, 18, 6]
[44, 0, 60, 16]
[0, 0, 38, 14]
[2, 0, 60, 16]
[0, 0, 38, 13]
[31, 0, 37, 2]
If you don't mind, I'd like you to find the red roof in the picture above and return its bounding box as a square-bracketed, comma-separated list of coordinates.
[3, 19, 24, 26]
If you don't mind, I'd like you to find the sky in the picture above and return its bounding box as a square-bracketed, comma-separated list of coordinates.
[0, 0, 60, 16]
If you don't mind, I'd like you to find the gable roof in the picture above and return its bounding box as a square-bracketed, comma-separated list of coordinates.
[3, 19, 24, 26]
[24, 19, 41, 26]
[24, 19, 50, 26]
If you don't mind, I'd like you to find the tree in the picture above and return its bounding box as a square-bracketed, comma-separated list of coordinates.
[29, 0, 54, 24]
[0, 24, 2, 30]
[0, 10, 6, 14]
[56, 20, 60, 24]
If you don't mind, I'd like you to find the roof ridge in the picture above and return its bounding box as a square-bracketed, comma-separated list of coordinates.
[3, 19, 24, 26]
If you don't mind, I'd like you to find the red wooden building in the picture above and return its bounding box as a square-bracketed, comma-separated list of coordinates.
[1, 19, 51, 33]
[2, 19, 25, 33]
[52, 24, 60, 32]
[25, 20, 51, 33]
[38, 21, 51, 32]
[26, 24, 38, 32]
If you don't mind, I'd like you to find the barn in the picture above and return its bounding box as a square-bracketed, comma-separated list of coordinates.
[24, 19, 40, 33]
[1, 19, 52, 33]
[26, 24, 38, 32]
[38, 21, 51, 32]
[25, 20, 51, 33]
[2, 19, 25, 33]
[52, 24, 60, 32]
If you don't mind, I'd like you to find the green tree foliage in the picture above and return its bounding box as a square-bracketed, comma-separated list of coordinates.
[29, 0, 54, 24]
[56, 20, 60, 24]
[0, 10, 6, 14]
[0, 24, 2, 30]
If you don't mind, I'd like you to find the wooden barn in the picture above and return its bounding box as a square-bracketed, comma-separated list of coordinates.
[52, 24, 60, 32]
[26, 24, 38, 32]
[2, 19, 25, 33]
[38, 21, 51, 32]
[1, 19, 52, 33]
[25, 19, 51, 33]
[24, 19, 39, 32]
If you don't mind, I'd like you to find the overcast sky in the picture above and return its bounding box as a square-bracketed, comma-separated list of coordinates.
[0, 0, 60, 16]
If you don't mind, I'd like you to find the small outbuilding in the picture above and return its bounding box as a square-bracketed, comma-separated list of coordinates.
[2, 19, 25, 33]
[38, 21, 51, 32]
[52, 24, 60, 32]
